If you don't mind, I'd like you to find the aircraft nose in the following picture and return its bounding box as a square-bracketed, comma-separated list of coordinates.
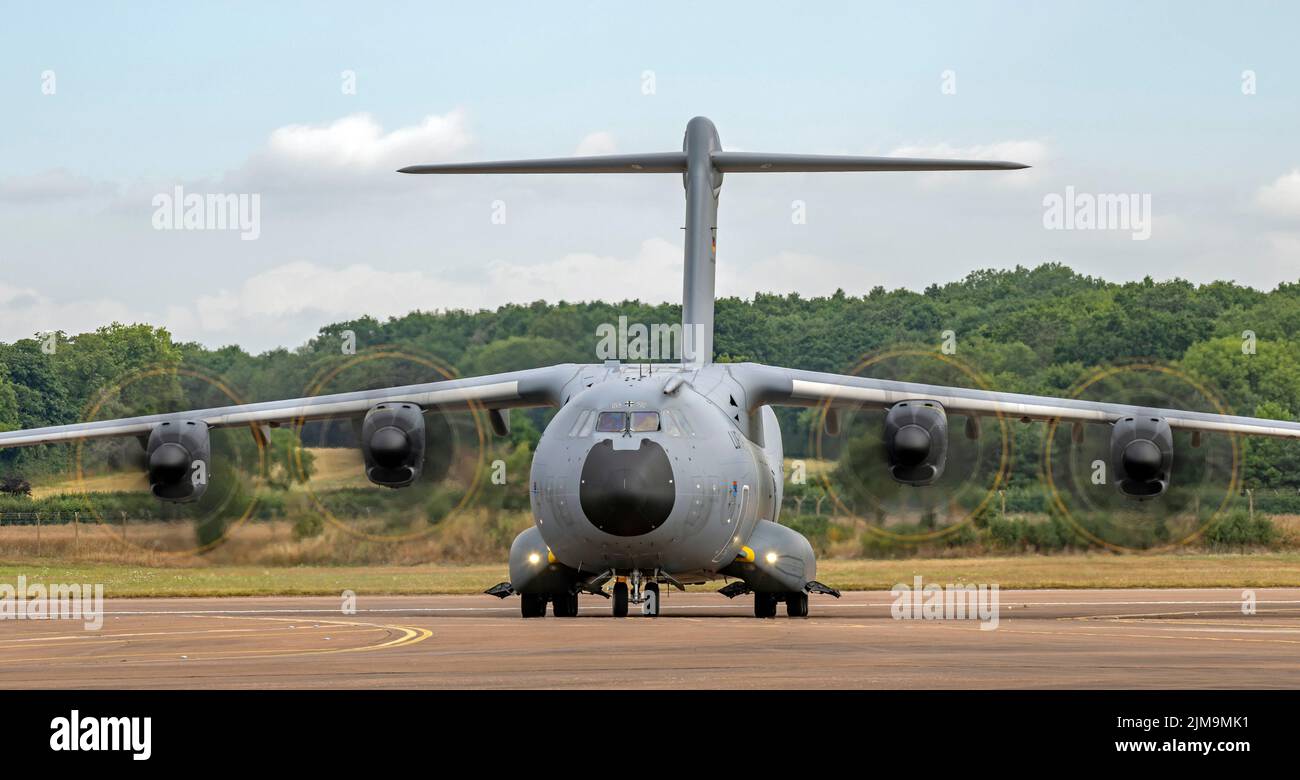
[579, 439, 676, 537]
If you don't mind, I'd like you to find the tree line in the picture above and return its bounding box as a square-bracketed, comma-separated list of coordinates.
[3, 263, 1299, 489]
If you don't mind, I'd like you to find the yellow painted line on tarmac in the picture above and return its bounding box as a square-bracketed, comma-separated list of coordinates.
[0, 622, 338, 647]
[0, 628, 385, 665]
[204, 615, 433, 656]
[0, 615, 432, 665]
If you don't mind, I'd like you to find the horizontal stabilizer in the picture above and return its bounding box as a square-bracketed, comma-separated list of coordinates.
[710, 151, 1029, 172]
[400, 151, 1027, 176]
[399, 152, 687, 175]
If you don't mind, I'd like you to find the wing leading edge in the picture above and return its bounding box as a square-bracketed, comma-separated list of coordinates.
[732, 363, 1300, 440]
[0, 364, 581, 450]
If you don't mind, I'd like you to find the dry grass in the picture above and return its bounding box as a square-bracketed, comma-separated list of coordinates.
[784, 457, 835, 479]
[0, 552, 1297, 597]
[29, 471, 148, 499]
[27, 447, 369, 498]
[285, 447, 370, 491]
[0, 509, 533, 567]
[5, 504, 1300, 594]
[0, 560, 507, 596]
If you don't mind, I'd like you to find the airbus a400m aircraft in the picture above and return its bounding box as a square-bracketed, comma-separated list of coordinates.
[5, 117, 1300, 618]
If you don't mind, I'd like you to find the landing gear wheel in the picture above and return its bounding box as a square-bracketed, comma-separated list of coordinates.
[786, 591, 809, 617]
[521, 593, 547, 618]
[553, 591, 579, 617]
[754, 592, 778, 618]
[642, 582, 660, 616]
[612, 582, 629, 617]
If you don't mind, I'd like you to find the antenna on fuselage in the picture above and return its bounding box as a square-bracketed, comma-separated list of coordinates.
[399, 117, 1028, 366]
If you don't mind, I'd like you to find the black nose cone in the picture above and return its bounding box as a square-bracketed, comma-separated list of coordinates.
[149, 442, 191, 484]
[1122, 439, 1163, 481]
[892, 424, 931, 467]
[369, 426, 411, 469]
[579, 439, 675, 537]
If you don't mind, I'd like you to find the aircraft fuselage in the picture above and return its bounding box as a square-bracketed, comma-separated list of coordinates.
[511, 363, 811, 595]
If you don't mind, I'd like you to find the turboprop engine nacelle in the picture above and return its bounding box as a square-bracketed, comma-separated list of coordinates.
[1110, 415, 1173, 499]
[146, 419, 211, 502]
[361, 403, 425, 488]
[884, 400, 948, 486]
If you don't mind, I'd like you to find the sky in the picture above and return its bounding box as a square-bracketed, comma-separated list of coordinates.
[1, 0, 1298, 352]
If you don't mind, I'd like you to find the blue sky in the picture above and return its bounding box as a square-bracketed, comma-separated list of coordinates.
[2, 1, 1298, 350]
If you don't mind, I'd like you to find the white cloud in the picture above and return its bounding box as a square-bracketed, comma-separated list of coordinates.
[191, 261, 452, 332]
[488, 237, 681, 303]
[718, 251, 855, 299]
[1256, 169, 1300, 219]
[142, 238, 685, 350]
[0, 169, 116, 204]
[0, 283, 142, 341]
[258, 110, 473, 173]
[574, 131, 618, 156]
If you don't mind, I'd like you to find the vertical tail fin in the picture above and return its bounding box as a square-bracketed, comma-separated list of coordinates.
[400, 117, 1029, 365]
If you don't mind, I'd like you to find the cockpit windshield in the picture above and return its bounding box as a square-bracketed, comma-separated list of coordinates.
[595, 411, 627, 433]
[629, 411, 660, 432]
[594, 410, 661, 433]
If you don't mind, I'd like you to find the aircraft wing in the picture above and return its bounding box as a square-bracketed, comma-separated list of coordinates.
[734, 363, 1300, 440]
[0, 364, 581, 450]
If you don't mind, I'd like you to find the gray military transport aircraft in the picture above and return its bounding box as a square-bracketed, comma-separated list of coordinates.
[5, 117, 1300, 618]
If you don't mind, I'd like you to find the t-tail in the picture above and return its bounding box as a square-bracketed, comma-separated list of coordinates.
[399, 117, 1029, 365]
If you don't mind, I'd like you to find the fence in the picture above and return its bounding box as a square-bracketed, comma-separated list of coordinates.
[0, 511, 142, 557]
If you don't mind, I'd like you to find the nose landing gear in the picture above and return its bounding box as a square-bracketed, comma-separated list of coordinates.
[613, 581, 629, 617]
[610, 571, 662, 617]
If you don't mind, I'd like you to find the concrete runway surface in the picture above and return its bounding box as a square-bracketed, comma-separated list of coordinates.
[2, 588, 1299, 689]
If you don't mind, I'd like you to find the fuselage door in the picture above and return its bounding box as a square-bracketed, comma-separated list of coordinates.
[712, 483, 749, 563]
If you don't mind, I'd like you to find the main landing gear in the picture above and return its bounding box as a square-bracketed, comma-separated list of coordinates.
[519, 590, 579, 618]
[503, 569, 688, 618]
[521, 593, 546, 618]
[719, 580, 838, 618]
[754, 591, 809, 618]
[552, 591, 580, 617]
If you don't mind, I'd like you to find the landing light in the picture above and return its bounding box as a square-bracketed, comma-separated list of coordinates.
[765, 551, 779, 564]
[528, 552, 542, 565]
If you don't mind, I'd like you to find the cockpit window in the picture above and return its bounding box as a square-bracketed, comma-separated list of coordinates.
[595, 411, 627, 432]
[664, 409, 694, 437]
[629, 411, 660, 432]
[594, 410, 660, 433]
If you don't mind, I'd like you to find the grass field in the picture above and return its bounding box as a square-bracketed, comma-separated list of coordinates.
[2, 553, 1299, 597]
[27, 447, 371, 497]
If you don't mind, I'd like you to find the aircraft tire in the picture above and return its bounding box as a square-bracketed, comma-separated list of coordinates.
[521, 593, 547, 618]
[553, 591, 579, 617]
[612, 582, 629, 617]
